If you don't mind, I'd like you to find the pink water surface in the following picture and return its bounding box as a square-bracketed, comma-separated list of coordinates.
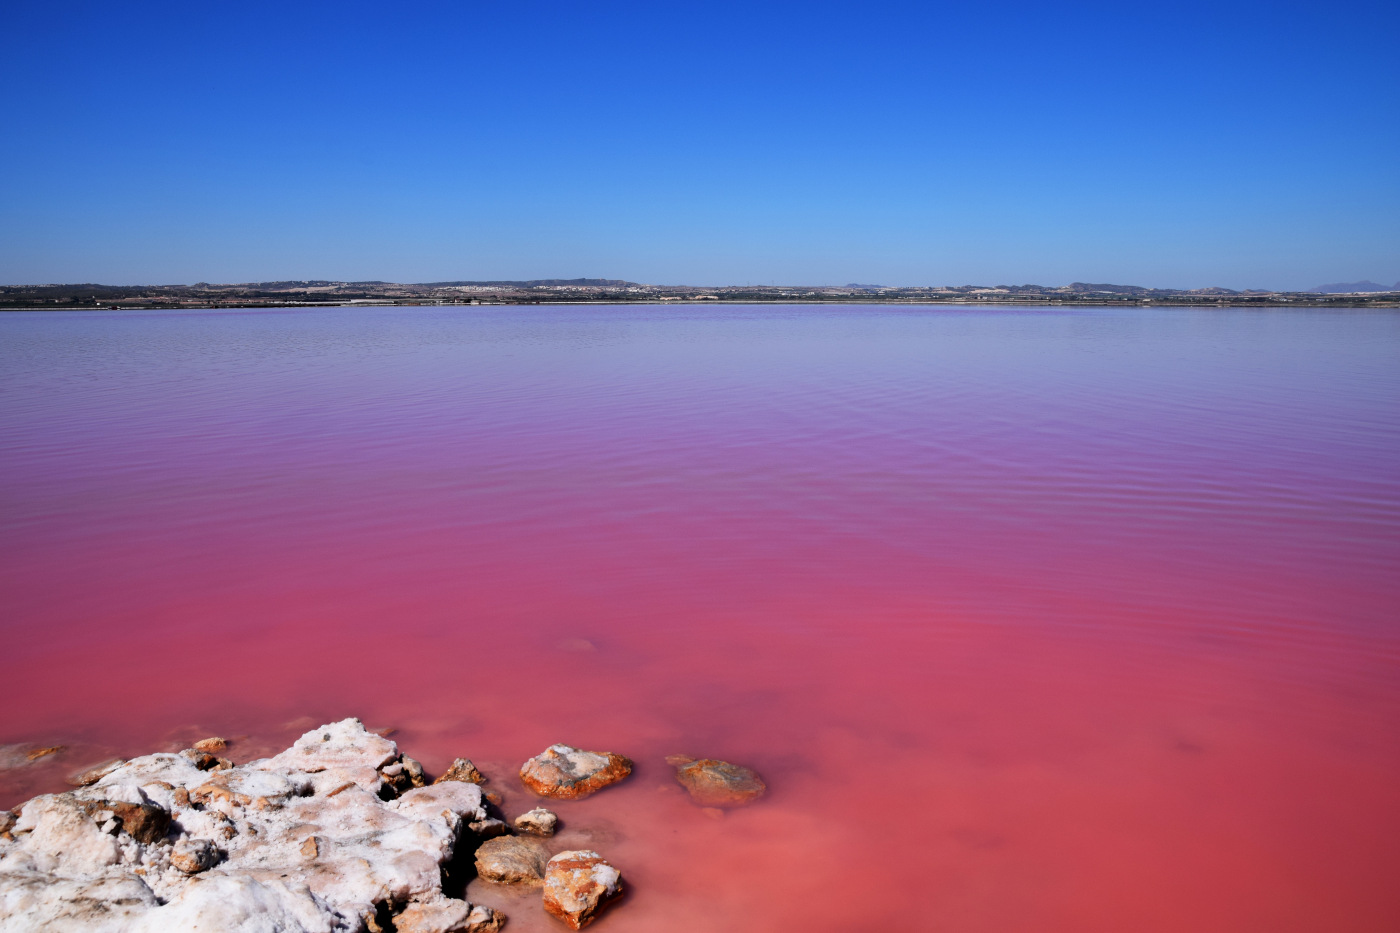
[2, 304, 1398, 931]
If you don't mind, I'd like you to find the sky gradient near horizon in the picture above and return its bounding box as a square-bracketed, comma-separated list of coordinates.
[2, 0, 1397, 290]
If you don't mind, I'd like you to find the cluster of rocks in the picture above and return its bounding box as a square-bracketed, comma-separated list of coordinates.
[0, 719, 767, 932]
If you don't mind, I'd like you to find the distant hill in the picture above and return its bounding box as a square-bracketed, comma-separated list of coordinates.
[1307, 281, 1396, 293]
[421, 278, 636, 288]
[1064, 282, 1154, 295]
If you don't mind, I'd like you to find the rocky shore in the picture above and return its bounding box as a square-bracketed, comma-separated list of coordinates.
[0, 719, 766, 932]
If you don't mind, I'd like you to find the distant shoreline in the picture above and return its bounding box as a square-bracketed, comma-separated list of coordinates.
[4, 279, 1399, 312]
[4, 296, 1398, 311]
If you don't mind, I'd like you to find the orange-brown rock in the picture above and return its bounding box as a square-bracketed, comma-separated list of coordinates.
[519, 745, 632, 800]
[191, 737, 227, 753]
[169, 836, 219, 873]
[181, 748, 232, 771]
[673, 758, 766, 807]
[84, 798, 171, 844]
[474, 835, 550, 885]
[433, 758, 485, 785]
[542, 850, 623, 930]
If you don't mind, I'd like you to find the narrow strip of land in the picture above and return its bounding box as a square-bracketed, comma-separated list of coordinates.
[3, 279, 1397, 310]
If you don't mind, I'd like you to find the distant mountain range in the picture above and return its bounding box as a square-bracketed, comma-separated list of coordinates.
[1307, 281, 1400, 293]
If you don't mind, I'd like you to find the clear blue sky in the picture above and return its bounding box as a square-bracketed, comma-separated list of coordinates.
[2, 0, 1396, 289]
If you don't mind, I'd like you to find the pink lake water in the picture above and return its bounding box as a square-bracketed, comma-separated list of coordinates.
[1, 304, 1398, 931]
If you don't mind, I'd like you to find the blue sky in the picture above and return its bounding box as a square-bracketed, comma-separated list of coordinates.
[2, 0, 1396, 289]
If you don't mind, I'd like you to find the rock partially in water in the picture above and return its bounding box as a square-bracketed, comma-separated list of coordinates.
[672, 758, 767, 807]
[519, 745, 632, 800]
[191, 737, 227, 753]
[542, 850, 622, 930]
[0, 717, 505, 932]
[394, 895, 506, 933]
[67, 759, 124, 787]
[434, 758, 486, 785]
[513, 807, 558, 836]
[473, 835, 550, 885]
[467, 818, 509, 839]
[401, 755, 427, 788]
[180, 748, 232, 772]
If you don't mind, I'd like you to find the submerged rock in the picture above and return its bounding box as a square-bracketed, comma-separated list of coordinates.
[474, 835, 551, 885]
[0, 718, 505, 932]
[24, 746, 65, 763]
[434, 758, 486, 785]
[513, 807, 558, 836]
[672, 758, 767, 807]
[542, 850, 622, 930]
[519, 745, 632, 800]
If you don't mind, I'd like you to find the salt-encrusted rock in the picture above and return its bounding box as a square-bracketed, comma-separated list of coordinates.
[434, 758, 485, 785]
[191, 737, 227, 753]
[126, 873, 343, 933]
[672, 758, 766, 807]
[513, 807, 558, 836]
[0, 869, 160, 932]
[0, 812, 15, 838]
[401, 756, 427, 788]
[519, 745, 632, 800]
[542, 850, 623, 930]
[168, 836, 218, 874]
[7, 793, 122, 873]
[380, 760, 416, 796]
[0, 717, 502, 932]
[67, 759, 124, 787]
[394, 895, 506, 933]
[474, 835, 550, 885]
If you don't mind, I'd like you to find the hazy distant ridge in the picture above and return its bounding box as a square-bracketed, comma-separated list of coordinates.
[1307, 281, 1399, 293]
